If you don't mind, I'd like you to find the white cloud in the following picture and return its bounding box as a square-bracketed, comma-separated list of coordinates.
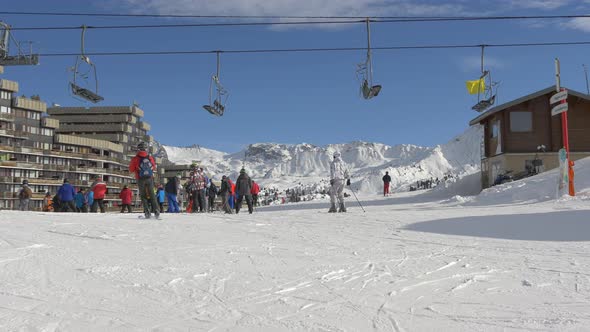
[118, 0, 468, 19]
[460, 55, 506, 74]
[564, 17, 590, 32]
[503, 0, 572, 10]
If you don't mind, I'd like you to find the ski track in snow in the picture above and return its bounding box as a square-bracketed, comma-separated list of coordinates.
[1, 176, 590, 331]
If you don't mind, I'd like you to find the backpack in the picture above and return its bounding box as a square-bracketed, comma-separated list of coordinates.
[138, 156, 154, 179]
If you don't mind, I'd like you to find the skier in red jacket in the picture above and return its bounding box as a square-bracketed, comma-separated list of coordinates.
[250, 181, 260, 207]
[90, 177, 108, 213]
[119, 185, 133, 213]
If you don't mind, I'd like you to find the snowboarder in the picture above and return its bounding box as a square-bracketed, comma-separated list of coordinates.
[382, 171, 392, 196]
[129, 142, 160, 219]
[18, 179, 33, 211]
[119, 185, 133, 213]
[57, 178, 76, 212]
[329, 151, 350, 213]
[235, 168, 254, 214]
[90, 176, 107, 213]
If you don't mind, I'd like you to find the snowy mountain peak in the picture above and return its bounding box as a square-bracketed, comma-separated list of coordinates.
[163, 126, 483, 194]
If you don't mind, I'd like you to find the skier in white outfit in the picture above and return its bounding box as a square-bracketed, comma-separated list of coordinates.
[329, 151, 350, 213]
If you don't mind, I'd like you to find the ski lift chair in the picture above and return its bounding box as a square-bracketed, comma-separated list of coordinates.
[202, 52, 228, 116]
[69, 26, 104, 103]
[357, 19, 381, 100]
[362, 79, 382, 99]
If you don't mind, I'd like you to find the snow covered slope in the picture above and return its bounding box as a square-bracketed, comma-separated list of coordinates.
[2, 156, 590, 331]
[163, 126, 482, 194]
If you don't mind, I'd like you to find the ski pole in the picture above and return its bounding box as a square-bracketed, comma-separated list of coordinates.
[349, 185, 366, 213]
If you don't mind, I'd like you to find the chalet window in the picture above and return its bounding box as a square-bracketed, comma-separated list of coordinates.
[510, 112, 532, 132]
[490, 120, 500, 138]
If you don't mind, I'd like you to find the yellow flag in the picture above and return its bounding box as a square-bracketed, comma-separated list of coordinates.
[466, 78, 485, 95]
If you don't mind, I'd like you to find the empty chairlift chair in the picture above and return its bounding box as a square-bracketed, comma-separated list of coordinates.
[69, 26, 104, 103]
[203, 51, 228, 116]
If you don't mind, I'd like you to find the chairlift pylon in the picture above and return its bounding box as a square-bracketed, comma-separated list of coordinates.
[356, 18, 381, 100]
[69, 25, 104, 103]
[203, 51, 228, 116]
[0, 21, 39, 66]
[471, 45, 497, 112]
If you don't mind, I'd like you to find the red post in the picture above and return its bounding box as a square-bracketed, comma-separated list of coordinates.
[559, 88, 575, 196]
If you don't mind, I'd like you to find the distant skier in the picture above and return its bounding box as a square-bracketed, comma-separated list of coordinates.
[251, 181, 260, 207]
[57, 178, 76, 212]
[382, 171, 392, 196]
[42, 192, 53, 212]
[207, 179, 218, 212]
[129, 142, 160, 219]
[329, 151, 350, 213]
[119, 185, 133, 213]
[235, 168, 254, 214]
[156, 184, 165, 213]
[74, 188, 88, 212]
[165, 176, 180, 213]
[90, 176, 107, 213]
[219, 175, 233, 214]
[18, 179, 33, 211]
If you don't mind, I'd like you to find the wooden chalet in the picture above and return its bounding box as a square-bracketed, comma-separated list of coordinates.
[469, 86, 590, 189]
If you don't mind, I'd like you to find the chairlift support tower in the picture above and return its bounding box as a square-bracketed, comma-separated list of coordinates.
[0, 21, 39, 66]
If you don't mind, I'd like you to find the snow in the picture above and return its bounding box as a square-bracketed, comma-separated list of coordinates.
[162, 126, 483, 194]
[2, 155, 590, 331]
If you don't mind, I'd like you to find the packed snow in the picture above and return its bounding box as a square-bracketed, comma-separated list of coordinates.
[1, 154, 589, 331]
[161, 126, 482, 195]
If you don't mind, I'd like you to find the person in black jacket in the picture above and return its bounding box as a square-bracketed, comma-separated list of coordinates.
[382, 171, 392, 196]
[218, 175, 233, 214]
[207, 180, 218, 212]
[235, 168, 254, 214]
[165, 177, 180, 213]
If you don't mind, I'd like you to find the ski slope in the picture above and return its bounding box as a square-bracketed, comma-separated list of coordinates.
[1, 158, 589, 331]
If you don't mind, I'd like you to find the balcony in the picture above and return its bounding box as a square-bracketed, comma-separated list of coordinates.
[0, 129, 28, 139]
[13, 97, 47, 113]
[0, 113, 15, 122]
[41, 117, 59, 129]
[0, 79, 19, 93]
[138, 121, 151, 131]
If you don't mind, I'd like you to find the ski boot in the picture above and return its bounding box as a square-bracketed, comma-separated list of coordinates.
[328, 204, 337, 213]
[338, 203, 347, 213]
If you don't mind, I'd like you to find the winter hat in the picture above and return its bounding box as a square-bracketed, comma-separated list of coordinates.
[63, 178, 69, 183]
[137, 142, 147, 151]
[333, 151, 341, 158]
[45, 192, 51, 196]
[222, 175, 227, 179]
[22, 179, 28, 185]
[240, 168, 246, 174]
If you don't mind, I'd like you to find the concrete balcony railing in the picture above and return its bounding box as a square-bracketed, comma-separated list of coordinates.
[0, 129, 28, 139]
[0, 113, 15, 122]
[41, 117, 60, 129]
[13, 97, 47, 113]
[55, 134, 124, 153]
[50, 114, 133, 124]
[0, 79, 19, 92]
[48, 105, 142, 116]
[138, 121, 151, 131]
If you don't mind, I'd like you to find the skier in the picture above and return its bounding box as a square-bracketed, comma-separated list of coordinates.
[57, 178, 76, 212]
[129, 142, 160, 219]
[42, 192, 53, 212]
[207, 179, 218, 212]
[74, 188, 88, 212]
[219, 175, 233, 214]
[119, 185, 133, 213]
[382, 171, 392, 196]
[251, 181, 260, 207]
[235, 168, 254, 214]
[328, 151, 350, 213]
[17, 179, 33, 211]
[90, 176, 107, 213]
[165, 176, 180, 213]
[156, 184, 165, 213]
[194, 168, 207, 212]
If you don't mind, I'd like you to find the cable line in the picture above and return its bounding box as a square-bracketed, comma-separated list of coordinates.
[2, 10, 590, 21]
[35, 41, 590, 58]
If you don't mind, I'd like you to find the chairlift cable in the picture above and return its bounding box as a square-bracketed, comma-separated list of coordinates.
[35, 40, 590, 58]
[4, 10, 590, 21]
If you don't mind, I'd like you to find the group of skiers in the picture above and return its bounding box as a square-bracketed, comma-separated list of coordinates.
[17, 143, 394, 215]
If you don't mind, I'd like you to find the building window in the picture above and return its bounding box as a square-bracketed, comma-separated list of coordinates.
[510, 112, 532, 132]
[490, 120, 500, 138]
[0, 106, 12, 114]
[0, 91, 11, 100]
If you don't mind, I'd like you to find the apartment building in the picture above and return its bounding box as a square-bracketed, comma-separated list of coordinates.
[0, 71, 154, 210]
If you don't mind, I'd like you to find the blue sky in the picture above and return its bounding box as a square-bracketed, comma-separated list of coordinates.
[3, 0, 590, 152]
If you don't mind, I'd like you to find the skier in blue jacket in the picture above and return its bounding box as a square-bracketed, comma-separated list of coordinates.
[57, 179, 76, 212]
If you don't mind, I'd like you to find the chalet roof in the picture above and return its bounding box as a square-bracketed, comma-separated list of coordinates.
[468, 86, 590, 126]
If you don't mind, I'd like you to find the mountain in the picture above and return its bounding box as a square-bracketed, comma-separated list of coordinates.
[162, 126, 483, 194]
